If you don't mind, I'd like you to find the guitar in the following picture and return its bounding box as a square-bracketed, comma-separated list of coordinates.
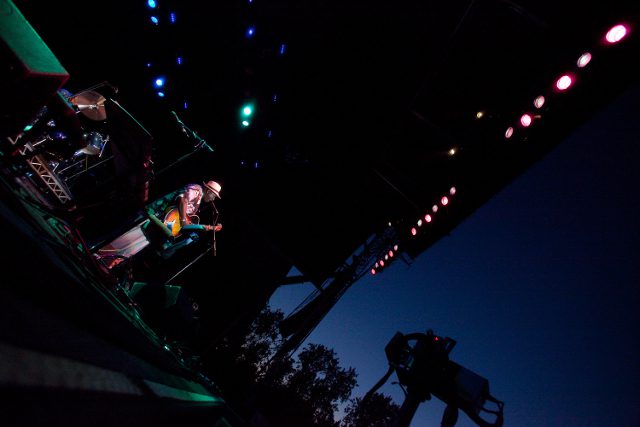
[163, 207, 222, 237]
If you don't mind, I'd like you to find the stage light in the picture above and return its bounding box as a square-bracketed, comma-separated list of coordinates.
[441, 196, 449, 206]
[279, 44, 287, 55]
[154, 77, 165, 88]
[605, 24, 628, 44]
[520, 114, 532, 127]
[371, 268, 377, 275]
[246, 26, 256, 38]
[169, 12, 176, 24]
[147, 0, 157, 8]
[385, 254, 389, 261]
[150, 16, 159, 25]
[448, 148, 456, 156]
[449, 187, 456, 196]
[157, 91, 165, 97]
[411, 227, 417, 236]
[417, 219, 423, 227]
[389, 250, 394, 258]
[476, 111, 484, 119]
[240, 102, 255, 127]
[556, 75, 573, 91]
[577, 52, 592, 68]
[176, 56, 183, 65]
[505, 127, 514, 139]
[425, 214, 432, 223]
[393, 244, 398, 251]
[432, 205, 438, 213]
[380, 260, 385, 267]
[534, 96, 545, 108]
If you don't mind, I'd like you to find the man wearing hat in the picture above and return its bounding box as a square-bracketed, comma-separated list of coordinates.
[140, 179, 223, 257]
[175, 180, 223, 232]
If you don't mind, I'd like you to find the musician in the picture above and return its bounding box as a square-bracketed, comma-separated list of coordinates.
[176, 180, 223, 232]
[143, 180, 223, 258]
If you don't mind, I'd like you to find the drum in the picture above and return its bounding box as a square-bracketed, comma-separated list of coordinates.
[76, 131, 109, 156]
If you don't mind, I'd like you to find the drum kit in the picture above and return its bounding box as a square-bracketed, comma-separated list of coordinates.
[17, 86, 115, 202]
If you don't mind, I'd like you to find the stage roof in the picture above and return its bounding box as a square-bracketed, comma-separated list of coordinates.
[14, 0, 640, 287]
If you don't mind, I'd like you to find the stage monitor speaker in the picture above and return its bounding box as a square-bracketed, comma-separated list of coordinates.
[129, 282, 199, 342]
[0, 0, 70, 137]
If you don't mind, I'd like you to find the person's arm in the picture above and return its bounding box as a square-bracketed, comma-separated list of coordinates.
[177, 195, 189, 227]
[144, 208, 173, 239]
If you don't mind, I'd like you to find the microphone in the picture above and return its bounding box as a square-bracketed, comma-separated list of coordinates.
[171, 111, 188, 136]
[102, 81, 119, 94]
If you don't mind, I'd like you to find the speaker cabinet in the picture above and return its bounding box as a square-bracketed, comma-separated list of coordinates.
[0, 0, 70, 137]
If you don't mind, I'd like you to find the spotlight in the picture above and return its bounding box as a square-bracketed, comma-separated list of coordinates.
[424, 214, 432, 223]
[577, 52, 592, 68]
[371, 268, 377, 275]
[417, 219, 423, 227]
[534, 96, 545, 109]
[605, 24, 628, 44]
[505, 127, 514, 139]
[441, 196, 449, 206]
[520, 114, 532, 127]
[449, 187, 456, 196]
[555, 75, 573, 91]
[389, 250, 394, 258]
[411, 227, 417, 236]
[393, 244, 398, 251]
[432, 205, 438, 213]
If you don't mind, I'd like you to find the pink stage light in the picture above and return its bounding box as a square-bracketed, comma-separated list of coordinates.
[605, 24, 628, 44]
[520, 114, 532, 127]
[577, 52, 592, 68]
[556, 75, 573, 91]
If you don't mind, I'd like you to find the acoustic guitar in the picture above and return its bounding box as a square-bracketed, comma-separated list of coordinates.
[163, 207, 222, 237]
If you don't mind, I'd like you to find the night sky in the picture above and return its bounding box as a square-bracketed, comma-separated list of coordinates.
[271, 83, 640, 426]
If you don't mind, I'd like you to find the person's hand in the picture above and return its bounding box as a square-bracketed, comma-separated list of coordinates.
[204, 223, 222, 232]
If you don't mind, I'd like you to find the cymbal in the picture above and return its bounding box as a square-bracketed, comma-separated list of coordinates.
[69, 90, 107, 121]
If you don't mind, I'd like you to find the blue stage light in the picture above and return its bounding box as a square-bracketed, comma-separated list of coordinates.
[150, 16, 159, 25]
[147, 0, 157, 9]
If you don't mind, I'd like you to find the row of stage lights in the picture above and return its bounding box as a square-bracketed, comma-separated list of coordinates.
[372, 20, 633, 277]
[503, 23, 630, 141]
[371, 186, 457, 276]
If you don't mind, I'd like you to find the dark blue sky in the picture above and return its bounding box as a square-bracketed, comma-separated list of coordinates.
[270, 83, 640, 426]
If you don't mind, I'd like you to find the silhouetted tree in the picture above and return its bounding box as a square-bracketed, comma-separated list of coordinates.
[341, 392, 401, 427]
[236, 306, 397, 427]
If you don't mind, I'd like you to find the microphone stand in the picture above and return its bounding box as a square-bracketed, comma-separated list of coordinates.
[210, 201, 219, 257]
[155, 114, 214, 178]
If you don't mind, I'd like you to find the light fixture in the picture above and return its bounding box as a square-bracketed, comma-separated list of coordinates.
[605, 24, 628, 44]
[505, 127, 514, 139]
[577, 52, 592, 68]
